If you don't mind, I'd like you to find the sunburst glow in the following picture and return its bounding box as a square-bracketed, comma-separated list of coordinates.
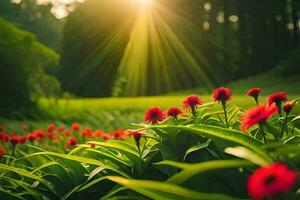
[138, 0, 152, 6]
[64, 0, 216, 96]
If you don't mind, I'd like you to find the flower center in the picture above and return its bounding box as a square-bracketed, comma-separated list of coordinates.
[264, 175, 276, 185]
[151, 113, 158, 119]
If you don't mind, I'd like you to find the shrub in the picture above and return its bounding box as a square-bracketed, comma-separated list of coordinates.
[0, 18, 60, 117]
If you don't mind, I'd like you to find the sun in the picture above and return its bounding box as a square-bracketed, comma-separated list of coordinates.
[138, 0, 152, 6]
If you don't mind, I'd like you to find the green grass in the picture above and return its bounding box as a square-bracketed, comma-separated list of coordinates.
[2, 94, 297, 132]
[1, 70, 300, 132]
[170, 71, 300, 95]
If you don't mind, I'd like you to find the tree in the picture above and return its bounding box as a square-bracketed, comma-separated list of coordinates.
[0, 18, 60, 117]
[0, 0, 63, 51]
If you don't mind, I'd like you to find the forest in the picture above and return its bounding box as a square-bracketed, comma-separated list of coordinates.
[0, 0, 300, 199]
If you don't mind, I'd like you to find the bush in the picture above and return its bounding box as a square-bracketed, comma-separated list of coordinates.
[0, 18, 60, 117]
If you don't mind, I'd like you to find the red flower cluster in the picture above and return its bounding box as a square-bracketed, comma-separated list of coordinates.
[183, 95, 202, 110]
[248, 163, 297, 200]
[268, 92, 288, 105]
[167, 107, 183, 119]
[247, 88, 262, 98]
[144, 107, 165, 124]
[241, 104, 277, 131]
[80, 128, 93, 138]
[0, 123, 127, 153]
[213, 87, 232, 103]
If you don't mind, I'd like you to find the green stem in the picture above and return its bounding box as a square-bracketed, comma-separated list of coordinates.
[254, 97, 259, 106]
[276, 102, 282, 118]
[12, 144, 16, 157]
[222, 102, 229, 128]
[280, 114, 288, 138]
[259, 124, 267, 143]
[191, 106, 197, 123]
[135, 139, 143, 177]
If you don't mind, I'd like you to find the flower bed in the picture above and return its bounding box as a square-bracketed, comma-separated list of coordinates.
[0, 87, 299, 200]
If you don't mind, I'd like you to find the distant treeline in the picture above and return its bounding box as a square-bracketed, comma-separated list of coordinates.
[60, 0, 300, 97]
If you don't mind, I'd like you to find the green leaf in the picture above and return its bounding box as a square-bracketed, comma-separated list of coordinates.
[183, 139, 211, 161]
[107, 176, 242, 200]
[0, 188, 25, 200]
[0, 163, 59, 198]
[157, 160, 253, 184]
[152, 124, 272, 164]
[25, 152, 130, 178]
[225, 146, 268, 166]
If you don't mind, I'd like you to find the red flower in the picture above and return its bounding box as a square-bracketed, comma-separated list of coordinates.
[47, 124, 55, 133]
[94, 130, 105, 138]
[128, 131, 142, 141]
[34, 129, 47, 139]
[48, 133, 59, 142]
[71, 123, 80, 132]
[183, 95, 202, 110]
[213, 87, 232, 103]
[110, 129, 125, 140]
[283, 103, 293, 114]
[65, 137, 78, 148]
[268, 92, 288, 105]
[247, 88, 262, 98]
[101, 134, 110, 141]
[0, 147, 5, 159]
[57, 127, 63, 133]
[19, 135, 27, 144]
[167, 107, 183, 118]
[0, 125, 5, 132]
[241, 104, 277, 131]
[144, 107, 165, 124]
[28, 133, 38, 142]
[10, 136, 19, 145]
[0, 133, 9, 142]
[247, 163, 297, 200]
[64, 130, 70, 137]
[80, 128, 93, 138]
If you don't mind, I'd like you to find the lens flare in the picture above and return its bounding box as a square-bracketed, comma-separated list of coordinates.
[138, 0, 151, 6]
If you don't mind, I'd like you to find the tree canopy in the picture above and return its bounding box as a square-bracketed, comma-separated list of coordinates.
[0, 17, 60, 117]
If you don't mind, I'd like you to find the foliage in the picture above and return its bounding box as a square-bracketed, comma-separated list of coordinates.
[0, 90, 299, 199]
[0, 18, 60, 117]
[0, 0, 63, 51]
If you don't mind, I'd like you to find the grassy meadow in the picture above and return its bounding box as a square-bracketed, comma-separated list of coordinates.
[1, 93, 299, 132]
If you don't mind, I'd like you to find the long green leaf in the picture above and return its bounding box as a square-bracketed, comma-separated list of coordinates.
[25, 152, 130, 178]
[156, 160, 253, 184]
[107, 176, 243, 200]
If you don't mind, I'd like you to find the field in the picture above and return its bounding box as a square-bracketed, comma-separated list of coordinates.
[1, 93, 299, 132]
